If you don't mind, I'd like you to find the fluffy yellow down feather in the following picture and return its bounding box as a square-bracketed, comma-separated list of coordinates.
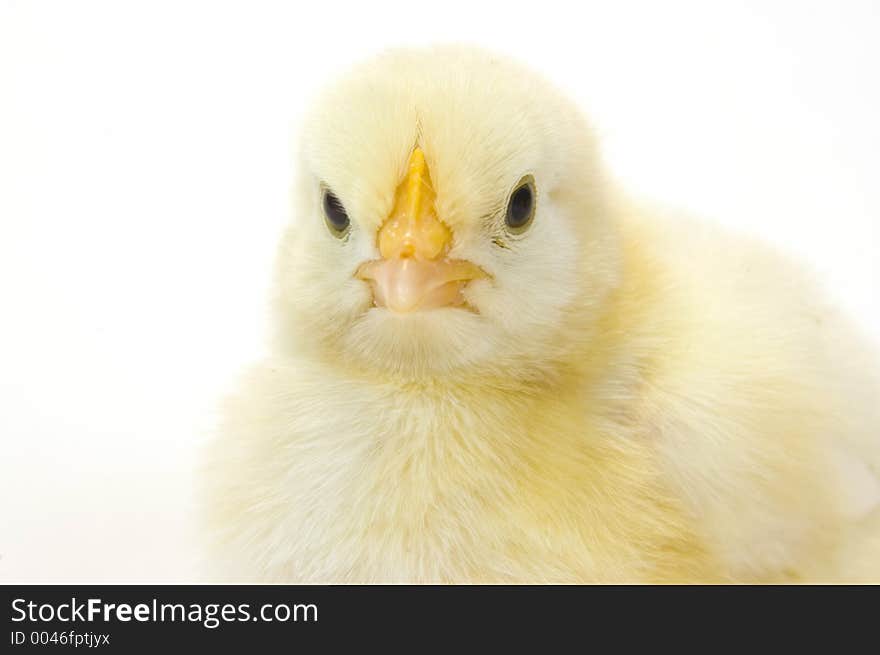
[201, 46, 880, 583]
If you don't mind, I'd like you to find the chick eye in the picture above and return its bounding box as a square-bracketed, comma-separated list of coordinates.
[505, 175, 536, 233]
[322, 188, 350, 236]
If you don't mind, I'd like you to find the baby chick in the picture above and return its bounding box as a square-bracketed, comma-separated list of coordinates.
[201, 46, 880, 583]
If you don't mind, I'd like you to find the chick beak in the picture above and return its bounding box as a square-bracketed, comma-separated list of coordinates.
[356, 148, 487, 313]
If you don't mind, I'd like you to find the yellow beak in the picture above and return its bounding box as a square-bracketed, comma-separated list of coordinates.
[356, 148, 487, 313]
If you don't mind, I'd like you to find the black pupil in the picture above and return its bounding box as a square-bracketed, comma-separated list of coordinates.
[323, 191, 349, 230]
[507, 184, 533, 228]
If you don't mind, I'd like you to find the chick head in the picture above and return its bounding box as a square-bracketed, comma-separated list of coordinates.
[276, 46, 621, 381]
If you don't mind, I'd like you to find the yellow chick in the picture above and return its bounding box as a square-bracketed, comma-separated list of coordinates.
[201, 46, 880, 583]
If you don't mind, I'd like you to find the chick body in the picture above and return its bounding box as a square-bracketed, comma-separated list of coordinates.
[202, 47, 880, 583]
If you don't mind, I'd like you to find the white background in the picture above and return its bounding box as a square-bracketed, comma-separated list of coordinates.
[1, 0, 878, 582]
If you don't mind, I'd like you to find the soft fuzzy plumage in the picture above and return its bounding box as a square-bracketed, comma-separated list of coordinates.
[201, 46, 880, 582]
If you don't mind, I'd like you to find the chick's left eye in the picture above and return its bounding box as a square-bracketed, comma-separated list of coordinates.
[506, 175, 536, 232]
[322, 189, 350, 235]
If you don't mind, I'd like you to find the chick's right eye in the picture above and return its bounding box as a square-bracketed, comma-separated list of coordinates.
[322, 189, 350, 235]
